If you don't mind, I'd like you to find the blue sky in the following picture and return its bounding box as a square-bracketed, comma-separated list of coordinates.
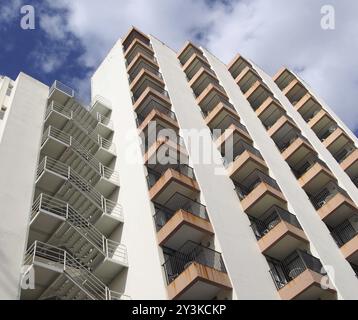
[0, 0, 357, 136]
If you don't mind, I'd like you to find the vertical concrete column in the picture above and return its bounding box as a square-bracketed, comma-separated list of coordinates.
[0, 73, 48, 299]
[91, 40, 167, 299]
[151, 36, 279, 300]
[203, 49, 358, 299]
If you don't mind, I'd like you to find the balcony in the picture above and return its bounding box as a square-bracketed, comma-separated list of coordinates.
[48, 80, 74, 105]
[308, 109, 335, 135]
[196, 83, 231, 114]
[273, 67, 296, 91]
[245, 81, 274, 111]
[268, 116, 300, 151]
[256, 97, 286, 129]
[331, 218, 358, 264]
[215, 123, 252, 153]
[124, 38, 154, 65]
[133, 87, 171, 115]
[90, 95, 112, 117]
[122, 27, 151, 52]
[322, 127, 353, 156]
[235, 66, 262, 94]
[294, 93, 322, 121]
[282, 79, 308, 106]
[203, 102, 239, 131]
[225, 141, 268, 185]
[228, 54, 252, 80]
[251, 206, 308, 259]
[29, 194, 127, 283]
[147, 165, 199, 204]
[21, 241, 126, 300]
[189, 67, 220, 97]
[182, 53, 212, 80]
[282, 134, 317, 167]
[269, 250, 335, 300]
[130, 69, 165, 103]
[163, 241, 231, 300]
[299, 159, 336, 194]
[127, 52, 159, 83]
[340, 148, 358, 178]
[310, 183, 358, 226]
[35, 157, 123, 235]
[154, 197, 213, 249]
[235, 169, 286, 216]
[178, 42, 205, 66]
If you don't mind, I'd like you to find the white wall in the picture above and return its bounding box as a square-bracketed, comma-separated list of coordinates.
[203, 49, 358, 299]
[151, 36, 279, 300]
[0, 73, 48, 299]
[91, 40, 167, 299]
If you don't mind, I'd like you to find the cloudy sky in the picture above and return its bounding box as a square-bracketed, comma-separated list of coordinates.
[0, 0, 357, 134]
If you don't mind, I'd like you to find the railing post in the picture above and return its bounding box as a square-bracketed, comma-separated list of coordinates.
[63, 250, 66, 271]
[39, 193, 43, 211]
[66, 203, 69, 220]
[32, 241, 37, 265]
[106, 238, 109, 258]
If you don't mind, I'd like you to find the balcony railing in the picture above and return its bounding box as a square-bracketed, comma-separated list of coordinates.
[269, 250, 326, 289]
[162, 241, 226, 284]
[31, 194, 126, 264]
[250, 206, 302, 240]
[234, 170, 281, 200]
[24, 241, 125, 300]
[132, 88, 170, 104]
[146, 165, 195, 189]
[136, 107, 177, 127]
[277, 133, 309, 153]
[153, 194, 208, 231]
[317, 125, 338, 141]
[331, 219, 358, 247]
[223, 140, 263, 167]
[309, 185, 349, 210]
[292, 158, 329, 179]
[49, 80, 75, 98]
[37, 157, 122, 220]
[334, 147, 356, 164]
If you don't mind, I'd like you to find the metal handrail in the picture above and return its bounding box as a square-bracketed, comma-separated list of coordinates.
[25, 241, 109, 300]
[31, 194, 126, 264]
[292, 158, 329, 179]
[42, 126, 119, 184]
[162, 241, 226, 284]
[310, 184, 349, 209]
[36, 157, 123, 220]
[331, 219, 358, 247]
[91, 95, 112, 113]
[49, 80, 74, 98]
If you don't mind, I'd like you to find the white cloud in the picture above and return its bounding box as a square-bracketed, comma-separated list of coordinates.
[40, 0, 358, 131]
[0, 0, 24, 28]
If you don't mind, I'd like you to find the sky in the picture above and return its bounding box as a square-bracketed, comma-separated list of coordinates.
[0, 0, 357, 136]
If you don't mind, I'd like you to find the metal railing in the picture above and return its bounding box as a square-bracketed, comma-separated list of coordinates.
[162, 241, 226, 284]
[91, 95, 112, 113]
[132, 87, 170, 104]
[331, 219, 358, 247]
[334, 147, 356, 164]
[318, 124, 338, 141]
[234, 169, 281, 200]
[153, 194, 208, 231]
[269, 250, 326, 290]
[310, 184, 349, 210]
[49, 80, 74, 98]
[36, 157, 123, 220]
[277, 132, 307, 152]
[292, 158, 329, 179]
[136, 107, 177, 127]
[223, 140, 263, 167]
[250, 206, 302, 240]
[31, 194, 126, 264]
[24, 241, 110, 300]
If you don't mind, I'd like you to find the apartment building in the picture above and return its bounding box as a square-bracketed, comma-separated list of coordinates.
[0, 27, 358, 300]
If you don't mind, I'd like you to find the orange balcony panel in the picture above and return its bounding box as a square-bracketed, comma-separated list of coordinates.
[196, 83, 229, 113]
[124, 38, 154, 65]
[282, 137, 316, 165]
[122, 27, 150, 52]
[229, 150, 268, 183]
[167, 262, 232, 300]
[178, 41, 205, 65]
[341, 235, 358, 264]
[323, 128, 352, 153]
[227, 54, 252, 79]
[258, 221, 308, 260]
[273, 67, 296, 91]
[341, 149, 358, 176]
[133, 87, 171, 114]
[318, 193, 358, 225]
[182, 53, 211, 80]
[241, 182, 287, 217]
[149, 168, 200, 203]
[205, 102, 239, 129]
[138, 109, 178, 134]
[157, 209, 214, 249]
[216, 123, 252, 147]
[267, 115, 298, 138]
[256, 97, 286, 126]
[277, 269, 336, 300]
[299, 162, 336, 193]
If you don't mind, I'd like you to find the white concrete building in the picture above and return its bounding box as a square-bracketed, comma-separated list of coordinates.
[1, 27, 358, 300]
